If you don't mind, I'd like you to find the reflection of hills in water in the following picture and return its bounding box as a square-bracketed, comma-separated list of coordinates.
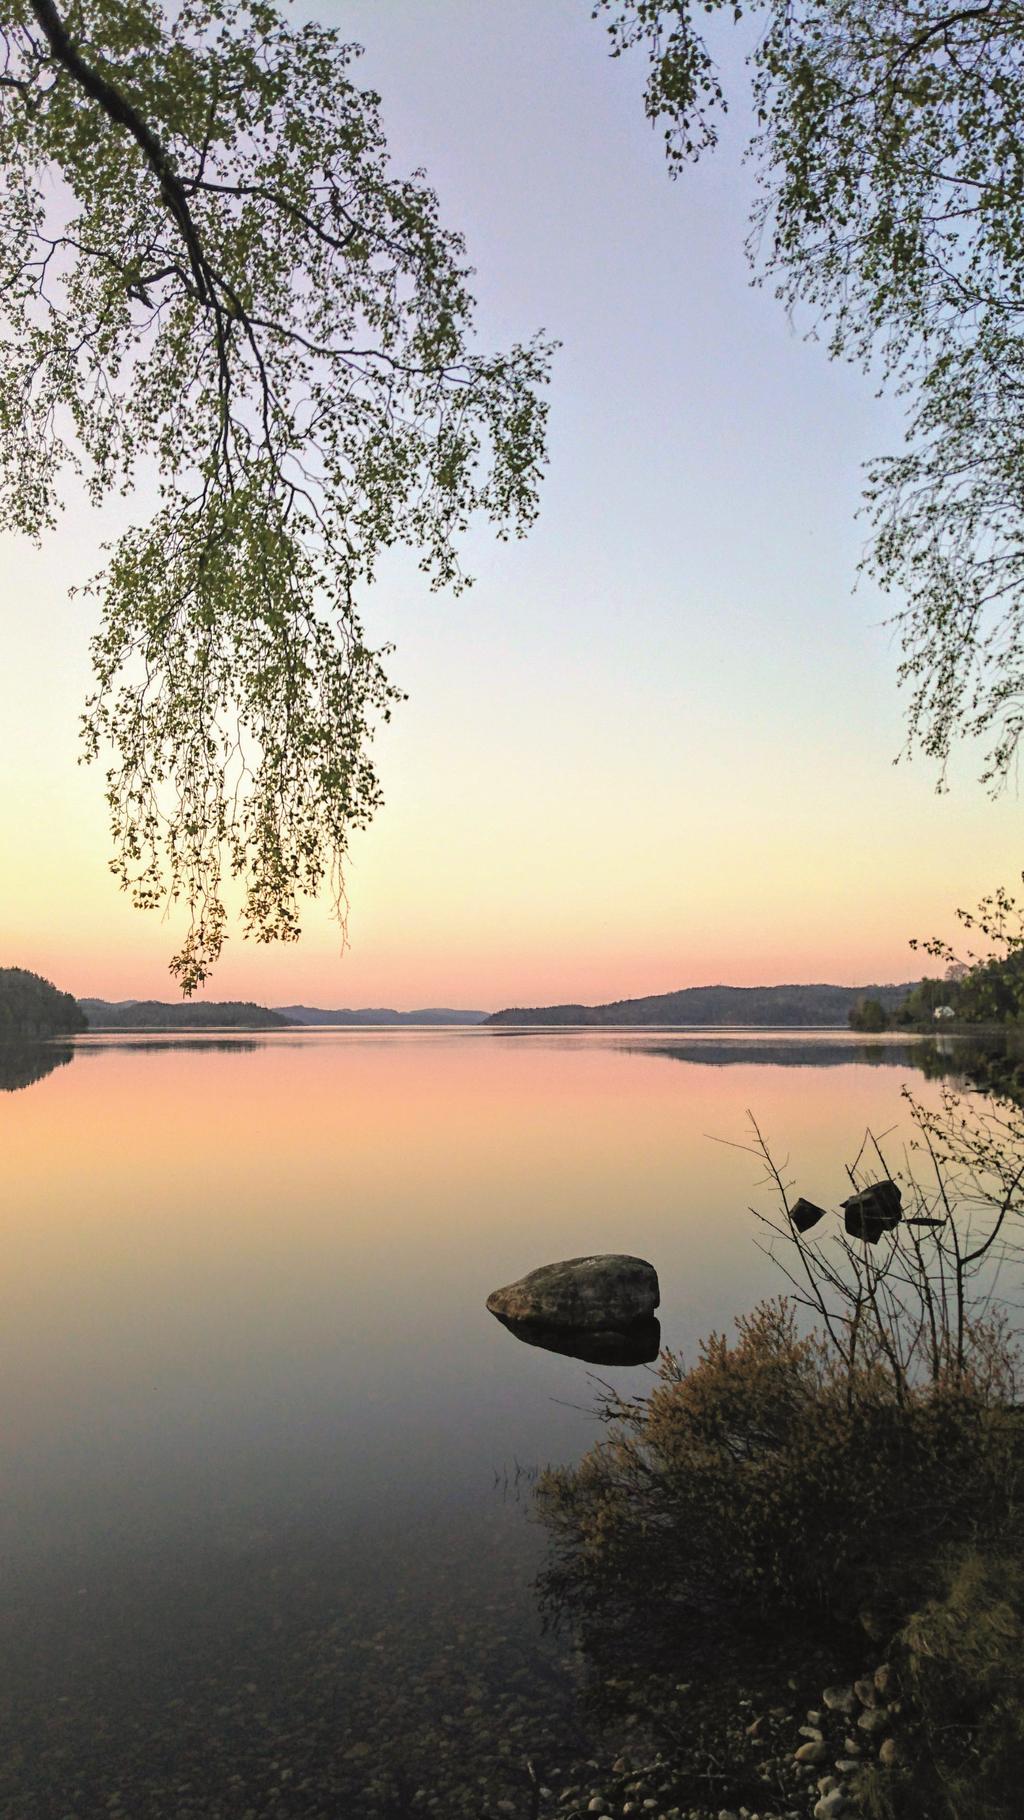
[0, 1044, 75, 1092]
[489, 1310, 662, 1366]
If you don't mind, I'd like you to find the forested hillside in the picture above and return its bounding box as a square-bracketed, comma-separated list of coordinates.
[487, 982, 918, 1027]
[79, 1000, 290, 1030]
[0, 968, 87, 1040]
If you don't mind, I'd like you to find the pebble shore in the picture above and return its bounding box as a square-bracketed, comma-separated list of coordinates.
[532, 1659, 902, 1820]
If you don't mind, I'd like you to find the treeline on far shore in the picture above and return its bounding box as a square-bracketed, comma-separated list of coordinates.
[0, 969, 293, 1041]
[850, 950, 1024, 1033]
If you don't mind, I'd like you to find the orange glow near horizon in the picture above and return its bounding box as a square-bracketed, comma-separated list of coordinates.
[1, 692, 1014, 1009]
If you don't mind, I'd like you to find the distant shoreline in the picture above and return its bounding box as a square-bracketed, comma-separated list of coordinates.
[71, 982, 927, 1034]
[68, 1021, 938, 1036]
[485, 980, 921, 1029]
[75, 998, 489, 1032]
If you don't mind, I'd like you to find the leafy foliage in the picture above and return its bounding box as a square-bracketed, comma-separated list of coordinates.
[597, 1, 1024, 787]
[913, 879, 1024, 1015]
[1, 0, 553, 987]
[849, 995, 891, 1032]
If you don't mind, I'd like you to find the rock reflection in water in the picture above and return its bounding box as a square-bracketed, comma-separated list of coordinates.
[489, 1310, 662, 1365]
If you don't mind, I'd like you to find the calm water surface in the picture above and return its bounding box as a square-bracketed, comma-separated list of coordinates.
[0, 1030, 959, 1816]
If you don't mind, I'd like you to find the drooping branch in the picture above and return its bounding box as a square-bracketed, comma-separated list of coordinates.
[599, 0, 1024, 785]
[0, 0, 555, 988]
[28, 0, 213, 305]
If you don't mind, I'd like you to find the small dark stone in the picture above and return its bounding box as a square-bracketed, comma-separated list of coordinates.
[842, 1180, 901, 1244]
[790, 1197, 828, 1234]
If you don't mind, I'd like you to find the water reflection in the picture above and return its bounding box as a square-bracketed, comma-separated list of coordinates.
[910, 1035, 1024, 1107]
[632, 1036, 931, 1070]
[628, 1033, 1024, 1107]
[77, 1035, 263, 1056]
[0, 1035, 268, 1093]
[489, 1309, 662, 1365]
[8, 1028, 1023, 1102]
[0, 1042, 74, 1092]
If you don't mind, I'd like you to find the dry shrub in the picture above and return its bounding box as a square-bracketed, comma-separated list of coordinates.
[536, 1301, 1024, 1658]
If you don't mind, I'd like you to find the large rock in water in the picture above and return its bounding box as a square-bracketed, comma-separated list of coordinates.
[486, 1254, 659, 1332]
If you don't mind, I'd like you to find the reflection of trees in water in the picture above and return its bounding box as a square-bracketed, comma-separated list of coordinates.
[0, 1035, 286, 1093]
[911, 1036, 1024, 1108]
[631, 1035, 1024, 1106]
[628, 1038, 927, 1071]
[0, 1044, 75, 1092]
[85, 1038, 262, 1056]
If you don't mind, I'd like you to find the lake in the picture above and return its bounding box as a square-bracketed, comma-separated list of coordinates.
[0, 1029, 969, 1817]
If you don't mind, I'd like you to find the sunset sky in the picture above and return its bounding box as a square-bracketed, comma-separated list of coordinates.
[1, 0, 1019, 1011]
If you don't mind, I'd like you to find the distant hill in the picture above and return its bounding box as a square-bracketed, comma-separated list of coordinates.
[78, 999, 290, 1030]
[1, 968, 87, 1041]
[486, 982, 920, 1028]
[277, 1005, 490, 1026]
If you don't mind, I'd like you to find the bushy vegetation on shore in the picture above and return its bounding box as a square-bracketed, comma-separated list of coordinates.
[538, 1303, 1021, 1640]
[0, 967, 87, 1041]
[535, 1097, 1024, 1818]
